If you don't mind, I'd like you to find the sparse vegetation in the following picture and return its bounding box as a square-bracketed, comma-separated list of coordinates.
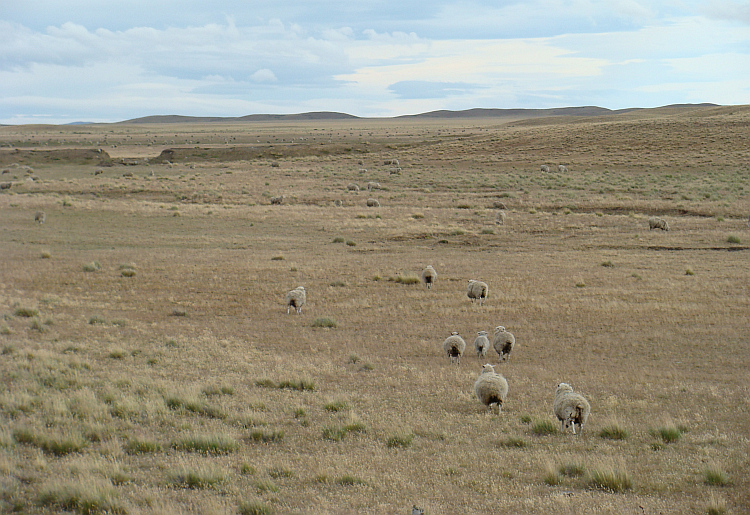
[312, 317, 337, 328]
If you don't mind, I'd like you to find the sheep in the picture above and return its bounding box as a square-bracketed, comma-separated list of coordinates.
[346, 183, 360, 192]
[649, 216, 669, 231]
[473, 364, 508, 413]
[421, 265, 437, 290]
[558, 165, 568, 173]
[412, 506, 424, 515]
[553, 383, 590, 435]
[270, 195, 285, 205]
[0, 182, 11, 190]
[496, 211, 506, 225]
[443, 332, 466, 365]
[540, 165, 550, 173]
[367, 181, 381, 191]
[389, 168, 402, 175]
[366, 198, 380, 207]
[492, 326, 515, 362]
[34, 211, 46, 224]
[383, 158, 399, 166]
[474, 331, 490, 359]
[333, 199, 343, 207]
[285, 286, 306, 314]
[466, 280, 488, 306]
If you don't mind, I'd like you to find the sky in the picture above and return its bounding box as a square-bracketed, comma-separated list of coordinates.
[1, 1, 749, 124]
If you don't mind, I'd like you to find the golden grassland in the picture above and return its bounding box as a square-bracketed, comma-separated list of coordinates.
[1, 105, 749, 514]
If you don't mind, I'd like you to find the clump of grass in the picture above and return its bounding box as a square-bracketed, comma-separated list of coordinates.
[82, 261, 102, 272]
[255, 479, 279, 493]
[37, 479, 124, 514]
[411, 213, 424, 219]
[575, 281, 586, 288]
[336, 475, 366, 486]
[706, 494, 727, 515]
[120, 268, 136, 277]
[323, 426, 349, 442]
[345, 240, 356, 246]
[386, 432, 413, 448]
[14, 306, 39, 317]
[171, 308, 187, 317]
[293, 408, 306, 418]
[171, 433, 238, 454]
[40, 250, 52, 259]
[202, 385, 234, 396]
[169, 465, 227, 489]
[519, 414, 532, 424]
[324, 400, 349, 412]
[599, 422, 630, 440]
[456, 203, 472, 209]
[449, 229, 465, 236]
[360, 362, 374, 371]
[703, 465, 731, 486]
[500, 436, 529, 448]
[388, 274, 421, 285]
[248, 430, 284, 443]
[271, 255, 284, 261]
[650, 424, 682, 443]
[726, 235, 741, 244]
[543, 462, 560, 485]
[601, 260, 614, 267]
[559, 462, 586, 477]
[254, 378, 276, 388]
[88, 315, 107, 325]
[588, 466, 633, 493]
[530, 419, 558, 436]
[329, 280, 346, 287]
[312, 317, 337, 328]
[239, 500, 273, 515]
[278, 379, 316, 391]
[123, 437, 163, 455]
[349, 353, 360, 364]
[332, 236, 345, 243]
[108, 349, 127, 359]
[268, 467, 295, 479]
[480, 228, 495, 234]
[239, 463, 257, 475]
[685, 268, 695, 276]
[14, 428, 89, 456]
[30, 316, 47, 332]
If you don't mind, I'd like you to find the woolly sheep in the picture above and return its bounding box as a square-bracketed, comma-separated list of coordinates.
[474, 364, 508, 413]
[389, 168, 402, 175]
[540, 165, 550, 173]
[366, 198, 380, 207]
[474, 331, 490, 359]
[443, 332, 466, 365]
[285, 286, 306, 314]
[492, 326, 515, 362]
[466, 280, 488, 306]
[333, 199, 343, 207]
[421, 265, 437, 290]
[34, 211, 46, 224]
[270, 195, 284, 205]
[367, 182, 381, 190]
[496, 211, 506, 225]
[558, 165, 568, 173]
[553, 383, 590, 435]
[649, 216, 669, 231]
[347, 183, 360, 192]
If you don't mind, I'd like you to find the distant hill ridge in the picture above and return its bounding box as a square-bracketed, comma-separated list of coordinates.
[117, 104, 720, 124]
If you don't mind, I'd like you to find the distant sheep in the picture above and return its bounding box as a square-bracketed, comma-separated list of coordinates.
[541, 165, 550, 173]
[492, 326, 515, 362]
[466, 280, 488, 306]
[558, 165, 568, 173]
[347, 183, 360, 192]
[474, 364, 508, 413]
[367, 182, 381, 190]
[474, 331, 490, 359]
[553, 383, 590, 435]
[0, 182, 11, 190]
[34, 211, 46, 224]
[366, 198, 380, 207]
[443, 332, 466, 365]
[333, 199, 343, 207]
[496, 211, 506, 225]
[421, 265, 437, 290]
[384, 159, 399, 166]
[649, 217, 669, 231]
[389, 168, 402, 175]
[270, 195, 285, 205]
[285, 286, 306, 314]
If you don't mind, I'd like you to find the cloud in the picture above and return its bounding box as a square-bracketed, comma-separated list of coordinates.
[251, 68, 277, 82]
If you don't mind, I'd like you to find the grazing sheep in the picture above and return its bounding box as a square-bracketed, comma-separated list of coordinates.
[474, 364, 509, 413]
[347, 183, 360, 192]
[389, 168, 402, 175]
[496, 211, 506, 225]
[466, 280, 488, 306]
[366, 198, 380, 207]
[285, 286, 306, 314]
[333, 199, 343, 207]
[558, 165, 568, 173]
[421, 265, 437, 290]
[492, 201, 507, 209]
[649, 216, 669, 231]
[384, 159, 399, 166]
[541, 165, 550, 173]
[443, 332, 466, 365]
[34, 211, 46, 224]
[553, 383, 591, 435]
[367, 182, 381, 190]
[0, 182, 11, 190]
[474, 331, 490, 359]
[492, 326, 515, 362]
[270, 195, 285, 205]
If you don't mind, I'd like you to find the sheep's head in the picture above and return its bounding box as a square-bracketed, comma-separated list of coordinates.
[477, 330, 487, 336]
[450, 331, 459, 336]
[481, 363, 496, 374]
[556, 383, 573, 394]
[494, 326, 505, 333]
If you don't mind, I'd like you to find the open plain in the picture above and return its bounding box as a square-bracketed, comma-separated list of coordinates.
[1, 105, 749, 514]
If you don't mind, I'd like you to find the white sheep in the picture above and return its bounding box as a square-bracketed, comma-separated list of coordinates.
[389, 168, 402, 175]
[553, 383, 590, 435]
[474, 364, 508, 413]
[492, 326, 515, 362]
[558, 165, 568, 173]
[333, 199, 343, 207]
[367, 182, 381, 190]
[540, 165, 550, 173]
[649, 217, 669, 231]
[34, 211, 46, 224]
[366, 198, 380, 207]
[474, 331, 490, 359]
[466, 280, 488, 306]
[421, 265, 437, 290]
[285, 286, 306, 314]
[347, 183, 360, 192]
[443, 332, 466, 365]
[270, 195, 284, 205]
[496, 211, 506, 225]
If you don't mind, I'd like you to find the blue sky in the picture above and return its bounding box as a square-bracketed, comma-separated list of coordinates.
[1, 1, 749, 124]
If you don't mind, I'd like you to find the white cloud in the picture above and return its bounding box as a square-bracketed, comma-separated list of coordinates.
[251, 69, 277, 82]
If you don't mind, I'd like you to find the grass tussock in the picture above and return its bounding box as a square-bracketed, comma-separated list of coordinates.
[239, 500, 273, 515]
[169, 464, 228, 489]
[312, 317, 337, 328]
[38, 478, 125, 514]
[386, 432, 413, 448]
[14, 306, 39, 317]
[703, 465, 731, 486]
[530, 419, 558, 436]
[599, 422, 630, 440]
[388, 274, 421, 285]
[82, 261, 102, 272]
[588, 466, 633, 493]
[248, 429, 284, 443]
[500, 436, 529, 448]
[650, 424, 682, 444]
[171, 433, 238, 454]
[123, 437, 163, 455]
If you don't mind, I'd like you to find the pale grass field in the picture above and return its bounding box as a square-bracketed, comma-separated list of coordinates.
[1, 106, 749, 514]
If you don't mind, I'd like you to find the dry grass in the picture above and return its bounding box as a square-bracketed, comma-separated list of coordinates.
[1, 107, 749, 513]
